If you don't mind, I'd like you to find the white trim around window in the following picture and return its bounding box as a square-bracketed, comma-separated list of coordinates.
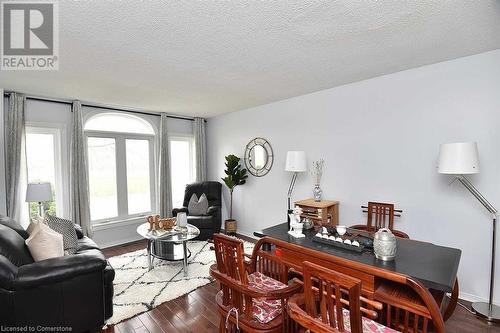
[85, 130, 157, 224]
[25, 122, 69, 218]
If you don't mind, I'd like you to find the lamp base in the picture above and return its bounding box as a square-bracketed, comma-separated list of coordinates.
[472, 302, 500, 322]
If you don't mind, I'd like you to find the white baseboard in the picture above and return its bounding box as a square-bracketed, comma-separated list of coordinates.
[236, 230, 260, 240]
[458, 291, 498, 304]
[98, 235, 143, 249]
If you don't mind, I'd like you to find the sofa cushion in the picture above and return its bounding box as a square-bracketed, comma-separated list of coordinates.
[188, 193, 209, 215]
[25, 222, 64, 262]
[44, 214, 78, 254]
[0, 224, 34, 266]
[77, 237, 100, 252]
[0, 215, 29, 239]
[187, 215, 216, 229]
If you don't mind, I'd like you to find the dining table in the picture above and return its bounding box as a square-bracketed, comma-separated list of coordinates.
[254, 222, 461, 322]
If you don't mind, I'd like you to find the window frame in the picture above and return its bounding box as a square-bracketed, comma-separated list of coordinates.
[25, 123, 68, 218]
[85, 118, 157, 225]
[169, 134, 196, 208]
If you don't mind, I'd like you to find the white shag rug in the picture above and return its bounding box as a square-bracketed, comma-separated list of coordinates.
[107, 239, 254, 324]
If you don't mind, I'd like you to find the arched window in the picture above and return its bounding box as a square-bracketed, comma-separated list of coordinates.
[85, 113, 156, 223]
[85, 113, 155, 135]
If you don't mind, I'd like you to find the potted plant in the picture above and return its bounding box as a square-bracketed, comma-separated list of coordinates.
[221, 154, 248, 234]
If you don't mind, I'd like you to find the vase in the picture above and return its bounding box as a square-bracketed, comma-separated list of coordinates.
[313, 184, 322, 202]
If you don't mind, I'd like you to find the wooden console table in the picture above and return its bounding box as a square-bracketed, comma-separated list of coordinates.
[294, 198, 339, 227]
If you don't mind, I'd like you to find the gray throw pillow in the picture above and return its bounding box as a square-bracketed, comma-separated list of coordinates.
[188, 193, 209, 215]
[44, 214, 78, 255]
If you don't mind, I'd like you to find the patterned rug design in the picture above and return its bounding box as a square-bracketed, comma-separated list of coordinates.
[107, 239, 254, 324]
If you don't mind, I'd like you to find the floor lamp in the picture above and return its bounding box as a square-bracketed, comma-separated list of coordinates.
[438, 142, 499, 322]
[285, 151, 307, 226]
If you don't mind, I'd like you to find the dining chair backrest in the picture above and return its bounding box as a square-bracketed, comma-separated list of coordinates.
[367, 202, 395, 232]
[301, 261, 363, 333]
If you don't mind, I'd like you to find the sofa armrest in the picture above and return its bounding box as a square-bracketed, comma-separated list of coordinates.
[172, 207, 188, 217]
[207, 206, 220, 216]
[74, 223, 84, 239]
[13, 249, 107, 290]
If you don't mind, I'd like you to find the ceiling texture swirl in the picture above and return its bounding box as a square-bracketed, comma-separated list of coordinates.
[1, 0, 500, 117]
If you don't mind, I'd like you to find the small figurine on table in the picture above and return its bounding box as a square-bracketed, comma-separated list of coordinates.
[147, 215, 160, 230]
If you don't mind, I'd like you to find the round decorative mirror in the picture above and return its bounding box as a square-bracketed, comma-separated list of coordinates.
[244, 137, 273, 177]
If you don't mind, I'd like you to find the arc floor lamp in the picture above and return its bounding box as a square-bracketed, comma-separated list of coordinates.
[438, 142, 499, 322]
[285, 151, 307, 225]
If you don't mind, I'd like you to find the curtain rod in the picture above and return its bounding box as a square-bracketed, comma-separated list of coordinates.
[3, 91, 203, 122]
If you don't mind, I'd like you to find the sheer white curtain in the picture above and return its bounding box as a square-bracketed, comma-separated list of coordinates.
[159, 113, 172, 217]
[194, 117, 207, 182]
[4, 93, 27, 224]
[70, 101, 92, 236]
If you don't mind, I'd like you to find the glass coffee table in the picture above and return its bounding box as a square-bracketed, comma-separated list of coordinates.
[136, 223, 200, 276]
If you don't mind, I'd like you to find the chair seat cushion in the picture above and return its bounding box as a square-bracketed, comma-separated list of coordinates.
[342, 308, 399, 333]
[248, 271, 287, 324]
[187, 215, 215, 229]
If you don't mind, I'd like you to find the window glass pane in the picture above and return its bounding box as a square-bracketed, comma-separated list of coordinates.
[26, 132, 57, 218]
[88, 137, 118, 220]
[85, 113, 154, 135]
[170, 139, 193, 208]
[126, 139, 152, 214]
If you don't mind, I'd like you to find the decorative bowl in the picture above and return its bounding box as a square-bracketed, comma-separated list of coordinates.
[159, 217, 176, 230]
[336, 225, 347, 236]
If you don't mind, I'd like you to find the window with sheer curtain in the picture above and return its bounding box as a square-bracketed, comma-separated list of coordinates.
[25, 126, 65, 219]
[84, 113, 156, 223]
[170, 136, 195, 208]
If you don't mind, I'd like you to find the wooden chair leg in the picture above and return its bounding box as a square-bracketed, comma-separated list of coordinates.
[443, 278, 459, 321]
[219, 315, 225, 333]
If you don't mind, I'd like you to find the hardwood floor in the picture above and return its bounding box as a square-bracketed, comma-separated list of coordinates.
[99, 240, 500, 333]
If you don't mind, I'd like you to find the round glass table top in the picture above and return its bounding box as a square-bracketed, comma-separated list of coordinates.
[136, 223, 200, 242]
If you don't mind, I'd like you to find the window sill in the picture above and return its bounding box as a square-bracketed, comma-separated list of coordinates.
[92, 216, 147, 231]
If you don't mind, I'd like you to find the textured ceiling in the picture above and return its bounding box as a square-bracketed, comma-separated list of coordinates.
[1, 0, 500, 117]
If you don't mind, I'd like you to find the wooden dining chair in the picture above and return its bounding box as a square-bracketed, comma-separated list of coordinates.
[287, 261, 397, 333]
[350, 202, 409, 239]
[210, 233, 302, 333]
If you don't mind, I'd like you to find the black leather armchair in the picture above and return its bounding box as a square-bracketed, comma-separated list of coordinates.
[172, 181, 222, 240]
[0, 215, 114, 332]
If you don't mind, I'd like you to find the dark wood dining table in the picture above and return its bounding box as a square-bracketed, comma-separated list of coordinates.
[254, 222, 461, 322]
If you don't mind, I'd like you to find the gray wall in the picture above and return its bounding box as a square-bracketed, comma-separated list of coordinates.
[207, 49, 500, 303]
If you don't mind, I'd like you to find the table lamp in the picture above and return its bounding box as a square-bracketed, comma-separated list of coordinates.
[26, 182, 53, 217]
[438, 142, 499, 322]
[285, 151, 307, 223]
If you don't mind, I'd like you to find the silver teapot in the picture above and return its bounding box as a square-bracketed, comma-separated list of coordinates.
[373, 228, 397, 261]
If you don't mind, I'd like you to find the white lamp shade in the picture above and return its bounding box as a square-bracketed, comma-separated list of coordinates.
[285, 151, 307, 172]
[26, 183, 53, 202]
[438, 142, 480, 174]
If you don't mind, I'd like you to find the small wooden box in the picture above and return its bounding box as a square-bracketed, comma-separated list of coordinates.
[294, 199, 339, 227]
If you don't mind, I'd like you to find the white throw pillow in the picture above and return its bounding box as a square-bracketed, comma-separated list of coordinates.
[188, 193, 209, 215]
[25, 221, 64, 262]
[26, 216, 47, 236]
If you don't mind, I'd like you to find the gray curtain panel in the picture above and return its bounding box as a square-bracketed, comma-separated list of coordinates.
[70, 101, 92, 237]
[159, 113, 173, 217]
[4, 93, 26, 221]
[194, 117, 207, 182]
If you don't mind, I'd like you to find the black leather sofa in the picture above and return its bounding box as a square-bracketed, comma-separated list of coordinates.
[172, 181, 222, 240]
[0, 215, 114, 332]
